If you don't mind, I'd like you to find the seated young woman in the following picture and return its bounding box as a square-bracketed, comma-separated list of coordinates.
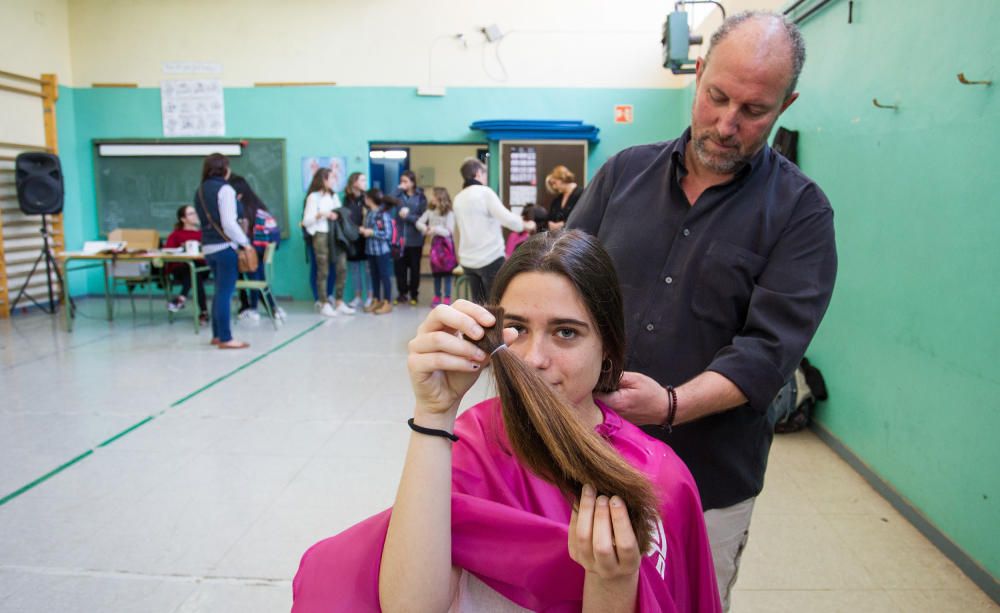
[292, 230, 721, 612]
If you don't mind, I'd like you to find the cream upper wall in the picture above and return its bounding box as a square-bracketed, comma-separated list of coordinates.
[0, 0, 72, 148]
[0, 0, 73, 84]
[60, 0, 697, 88]
[2, 0, 788, 92]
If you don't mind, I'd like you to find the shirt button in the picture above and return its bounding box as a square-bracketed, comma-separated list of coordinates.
[646, 323, 655, 332]
[664, 276, 673, 284]
[683, 228, 691, 237]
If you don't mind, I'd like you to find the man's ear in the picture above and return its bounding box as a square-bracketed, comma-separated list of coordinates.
[694, 57, 706, 85]
[779, 92, 799, 115]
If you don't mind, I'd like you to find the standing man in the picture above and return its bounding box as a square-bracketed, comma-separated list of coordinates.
[452, 158, 533, 303]
[568, 12, 837, 610]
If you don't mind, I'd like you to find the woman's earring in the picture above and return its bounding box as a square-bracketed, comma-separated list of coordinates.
[601, 358, 613, 373]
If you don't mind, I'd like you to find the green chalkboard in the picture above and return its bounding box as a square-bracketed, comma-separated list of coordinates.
[93, 139, 288, 238]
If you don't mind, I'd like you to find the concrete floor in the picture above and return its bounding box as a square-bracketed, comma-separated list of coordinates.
[0, 293, 995, 612]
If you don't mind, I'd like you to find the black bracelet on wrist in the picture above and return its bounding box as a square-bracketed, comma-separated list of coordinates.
[407, 418, 460, 442]
[663, 385, 678, 432]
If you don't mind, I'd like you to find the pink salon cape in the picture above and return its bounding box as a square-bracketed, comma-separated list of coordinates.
[292, 398, 721, 612]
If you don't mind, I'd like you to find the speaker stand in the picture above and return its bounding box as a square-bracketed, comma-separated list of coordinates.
[10, 214, 72, 315]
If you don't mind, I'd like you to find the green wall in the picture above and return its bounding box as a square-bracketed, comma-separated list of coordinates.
[781, 0, 1000, 578]
[56, 86, 686, 299]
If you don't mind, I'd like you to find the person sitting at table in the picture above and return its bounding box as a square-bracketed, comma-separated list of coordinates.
[164, 204, 208, 324]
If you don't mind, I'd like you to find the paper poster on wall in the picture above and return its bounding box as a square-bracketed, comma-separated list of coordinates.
[302, 156, 348, 193]
[160, 79, 225, 137]
[507, 146, 538, 207]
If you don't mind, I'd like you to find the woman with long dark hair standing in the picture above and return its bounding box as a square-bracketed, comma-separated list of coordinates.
[343, 172, 371, 309]
[195, 153, 252, 349]
[391, 169, 427, 305]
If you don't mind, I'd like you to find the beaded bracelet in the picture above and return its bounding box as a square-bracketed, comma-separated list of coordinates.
[663, 385, 678, 432]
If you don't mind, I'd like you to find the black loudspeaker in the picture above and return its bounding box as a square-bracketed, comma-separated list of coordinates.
[15, 152, 64, 215]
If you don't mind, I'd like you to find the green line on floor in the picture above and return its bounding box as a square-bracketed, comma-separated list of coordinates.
[0, 321, 325, 508]
[97, 415, 155, 448]
[170, 321, 324, 408]
[0, 450, 94, 507]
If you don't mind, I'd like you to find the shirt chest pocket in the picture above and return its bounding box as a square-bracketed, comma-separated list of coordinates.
[691, 241, 767, 328]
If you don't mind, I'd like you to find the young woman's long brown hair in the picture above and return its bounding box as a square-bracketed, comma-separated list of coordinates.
[306, 167, 332, 199]
[472, 230, 660, 552]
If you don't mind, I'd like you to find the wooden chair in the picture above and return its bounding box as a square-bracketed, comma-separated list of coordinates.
[107, 228, 160, 319]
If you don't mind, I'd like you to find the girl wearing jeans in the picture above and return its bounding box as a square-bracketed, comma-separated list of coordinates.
[415, 187, 456, 306]
[359, 188, 395, 315]
[343, 172, 371, 309]
[195, 153, 252, 349]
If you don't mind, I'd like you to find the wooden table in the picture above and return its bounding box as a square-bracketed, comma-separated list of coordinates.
[57, 251, 208, 333]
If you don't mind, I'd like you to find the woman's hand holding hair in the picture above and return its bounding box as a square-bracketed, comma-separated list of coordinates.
[569, 484, 641, 612]
[407, 300, 515, 426]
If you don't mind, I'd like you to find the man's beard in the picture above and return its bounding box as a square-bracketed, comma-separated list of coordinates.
[691, 131, 750, 175]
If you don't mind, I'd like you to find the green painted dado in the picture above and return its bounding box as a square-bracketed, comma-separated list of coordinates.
[56, 86, 686, 299]
[781, 0, 999, 578]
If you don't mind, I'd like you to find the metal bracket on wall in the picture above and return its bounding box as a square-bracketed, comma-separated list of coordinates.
[872, 98, 899, 111]
[957, 73, 992, 86]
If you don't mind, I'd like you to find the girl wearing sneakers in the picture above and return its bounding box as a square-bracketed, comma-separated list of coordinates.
[343, 172, 371, 310]
[415, 187, 456, 307]
[359, 188, 395, 315]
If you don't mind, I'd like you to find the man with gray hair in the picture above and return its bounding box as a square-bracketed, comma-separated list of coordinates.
[569, 11, 836, 609]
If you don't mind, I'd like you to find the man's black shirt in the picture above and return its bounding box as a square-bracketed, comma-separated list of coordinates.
[568, 130, 837, 510]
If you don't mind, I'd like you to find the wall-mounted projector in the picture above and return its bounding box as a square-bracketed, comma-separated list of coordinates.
[662, 2, 725, 75]
[662, 10, 702, 74]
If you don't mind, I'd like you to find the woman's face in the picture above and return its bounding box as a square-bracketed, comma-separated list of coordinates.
[183, 206, 200, 228]
[323, 172, 335, 191]
[499, 271, 604, 411]
[399, 175, 414, 193]
[355, 174, 368, 192]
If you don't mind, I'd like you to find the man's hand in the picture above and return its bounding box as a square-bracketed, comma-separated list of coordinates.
[595, 371, 667, 427]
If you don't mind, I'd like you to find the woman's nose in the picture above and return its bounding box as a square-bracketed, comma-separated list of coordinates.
[520, 336, 549, 370]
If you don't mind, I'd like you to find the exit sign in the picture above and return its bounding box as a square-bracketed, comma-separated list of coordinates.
[614, 105, 634, 124]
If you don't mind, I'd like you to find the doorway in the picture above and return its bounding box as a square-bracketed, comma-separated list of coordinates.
[368, 143, 488, 199]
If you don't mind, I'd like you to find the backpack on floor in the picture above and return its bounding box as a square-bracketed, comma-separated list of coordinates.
[770, 357, 828, 433]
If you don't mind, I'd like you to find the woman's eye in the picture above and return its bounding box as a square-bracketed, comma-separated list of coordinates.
[506, 323, 526, 335]
[555, 328, 577, 340]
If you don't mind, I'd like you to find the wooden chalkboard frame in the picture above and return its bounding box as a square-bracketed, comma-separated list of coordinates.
[499, 140, 588, 216]
[92, 138, 289, 239]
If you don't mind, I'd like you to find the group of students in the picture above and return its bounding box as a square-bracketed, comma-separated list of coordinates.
[168, 154, 283, 349]
[301, 168, 459, 316]
[298, 161, 583, 317]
